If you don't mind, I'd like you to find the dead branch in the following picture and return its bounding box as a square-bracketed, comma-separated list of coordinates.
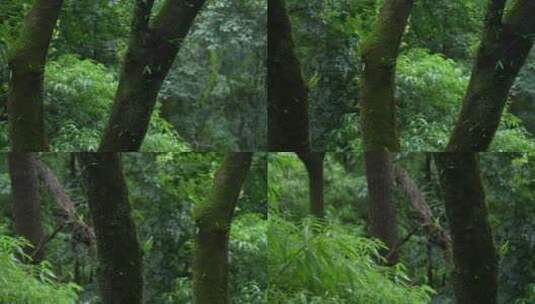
[393, 166, 451, 257]
[33, 159, 94, 247]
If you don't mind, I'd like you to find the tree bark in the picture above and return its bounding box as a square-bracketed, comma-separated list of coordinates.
[267, 0, 309, 151]
[79, 153, 143, 304]
[7, 153, 46, 262]
[99, 0, 206, 151]
[447, 0, 535, 151]
[192, 152, 253, 304]
[364, 151, 398, 264]
[7, 0, 64, 151]
[434, 153, 498, 304]
[297, 151, 325, 218]
[393, 165, 451, 253]
[360, 0, 413, 151]
[34, 159, 94, 246]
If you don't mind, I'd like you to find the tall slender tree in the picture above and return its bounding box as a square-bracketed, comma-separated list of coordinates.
[79, 153, 143, 304]
[447, 0, 535, 151]
[359, 0, 414, 151]
[7, 0, 64, 151]
[297, 151, 326, 218]
[364, 151, 398, 265]
[434, 153, 498, 304]
[192, 152, 253, 304]
[268, 0, 326, 219]
[99, 0, 206, 151]
[267, 0, 309, 151]
[7, 153, 46, 262]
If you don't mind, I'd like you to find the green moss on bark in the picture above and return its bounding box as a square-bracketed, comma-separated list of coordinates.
[98, 0, 206, 151]
[192, 153, 253, 304]
[359, 0, 413, 152]
[447, 0, 535, 151]
[7, 0, 64, 151]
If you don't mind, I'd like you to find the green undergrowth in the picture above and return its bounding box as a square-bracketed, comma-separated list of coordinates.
[268, 214, 434, 304]
[0, 233, 80, 304]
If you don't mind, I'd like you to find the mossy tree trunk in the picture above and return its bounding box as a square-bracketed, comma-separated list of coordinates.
[434, 153, 497, 304]
[359, 0, 413, 151]
[297, 151, 326, 218]
[99, 0, 206, 151]
[7, 153, 46, 263]
[7, 0, 64, 151]
[447, 0, 535, 151]
[79, 153, 143, 304]
[192, 152, 253, 304]
[268, 0, 309, 151]
[364, 151, 398, 265]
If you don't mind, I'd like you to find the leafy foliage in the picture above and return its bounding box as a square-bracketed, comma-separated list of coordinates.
[0, 233, 80, 304]
[42, 55, 189, 151]
[268, 214, 434, 303]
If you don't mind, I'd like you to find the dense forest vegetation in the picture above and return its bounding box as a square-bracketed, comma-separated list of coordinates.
[269, 152, 535, 303]
[0, 0, 266, 151]
[1, 0, 534, 151]
[0, 152, 534, 303]
[1, 0, 535, 303]
[269, 0, 535, 152]
[0, 152, 267, 303]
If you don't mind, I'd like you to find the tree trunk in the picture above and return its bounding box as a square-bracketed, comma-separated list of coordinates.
[79, 153, 143, 304]
[267, 0, 309, 151]
[297, 151, 325, 218]
[447, 0, 535, 151]
[192, 152, 253, 304]
[360, 0, 413, 151]
[7, 0, 64, 151]
[364, 151, 398, 264]
[99, 0, 206, 151]
[7, 153, 46, 263]
[434, 153, 498, 304]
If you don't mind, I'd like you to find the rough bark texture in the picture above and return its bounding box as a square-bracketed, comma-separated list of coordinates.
[99, 0, 206, 151]
[7, 0, 64, 151]
[447, 0, 535, 151]
[34, 159, 94, 246]
[364, 151, 398, 264]
[297, 151, 325, 218]
[360, 0, 413, 151]
[79, 153, 143, 304]
[393, 166, 451, 254]
[7, 153, 46, 262]
[192, 153, 253, 304]
[434, 153, 498, 304]
[268, 0, 309, 151]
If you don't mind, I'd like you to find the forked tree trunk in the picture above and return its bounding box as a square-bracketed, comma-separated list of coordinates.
[447, 0, 535, 151]
[359, 0, 413, 151]
[99, 0, 206, 151]
[192, 152, 253, 304]
[79, 153, 143, 304]
[297, 151, 325, 218]
[267, 0, 309, 151]
[364, 151, 398, 265]
[7, 0, 64, 151]
[434, 153, 498, 304]
[7, 153, 46, 262]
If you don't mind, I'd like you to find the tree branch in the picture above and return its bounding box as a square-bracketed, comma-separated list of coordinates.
[392, 166, 451, 255]
[33, 159, 94, 246]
